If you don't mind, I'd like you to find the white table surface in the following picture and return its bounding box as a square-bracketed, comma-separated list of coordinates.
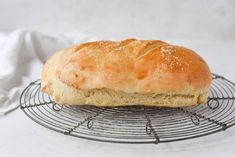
[1, 40, 235, 157]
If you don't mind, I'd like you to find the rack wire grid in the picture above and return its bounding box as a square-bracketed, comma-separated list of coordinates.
[20, 73, 235, 144]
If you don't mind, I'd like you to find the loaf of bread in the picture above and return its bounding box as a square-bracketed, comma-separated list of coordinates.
[41, 39, 212, 107]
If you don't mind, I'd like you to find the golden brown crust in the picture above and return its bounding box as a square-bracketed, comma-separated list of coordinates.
[41, 39, 212, 107]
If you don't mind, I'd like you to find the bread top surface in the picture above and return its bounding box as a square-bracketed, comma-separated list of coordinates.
[41, 39, 212, 94]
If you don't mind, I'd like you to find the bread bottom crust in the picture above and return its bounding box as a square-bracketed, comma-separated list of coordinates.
[42, 78, 209, 107]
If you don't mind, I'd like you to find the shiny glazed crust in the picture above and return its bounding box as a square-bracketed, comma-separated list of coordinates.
[41, 39, 212, 107]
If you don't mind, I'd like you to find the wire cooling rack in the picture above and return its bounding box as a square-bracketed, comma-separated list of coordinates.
[20, 74, 235, 144]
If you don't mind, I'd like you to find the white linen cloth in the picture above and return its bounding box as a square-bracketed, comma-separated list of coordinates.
[0, 30, 97, 115]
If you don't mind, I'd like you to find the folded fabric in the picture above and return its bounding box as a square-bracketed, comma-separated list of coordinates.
[0, 29, 97, 115]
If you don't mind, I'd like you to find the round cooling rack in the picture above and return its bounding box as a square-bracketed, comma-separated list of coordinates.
[20, 74, 235, 144]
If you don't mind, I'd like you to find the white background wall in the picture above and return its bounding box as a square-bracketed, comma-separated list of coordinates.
[0, 0, 235, 40]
